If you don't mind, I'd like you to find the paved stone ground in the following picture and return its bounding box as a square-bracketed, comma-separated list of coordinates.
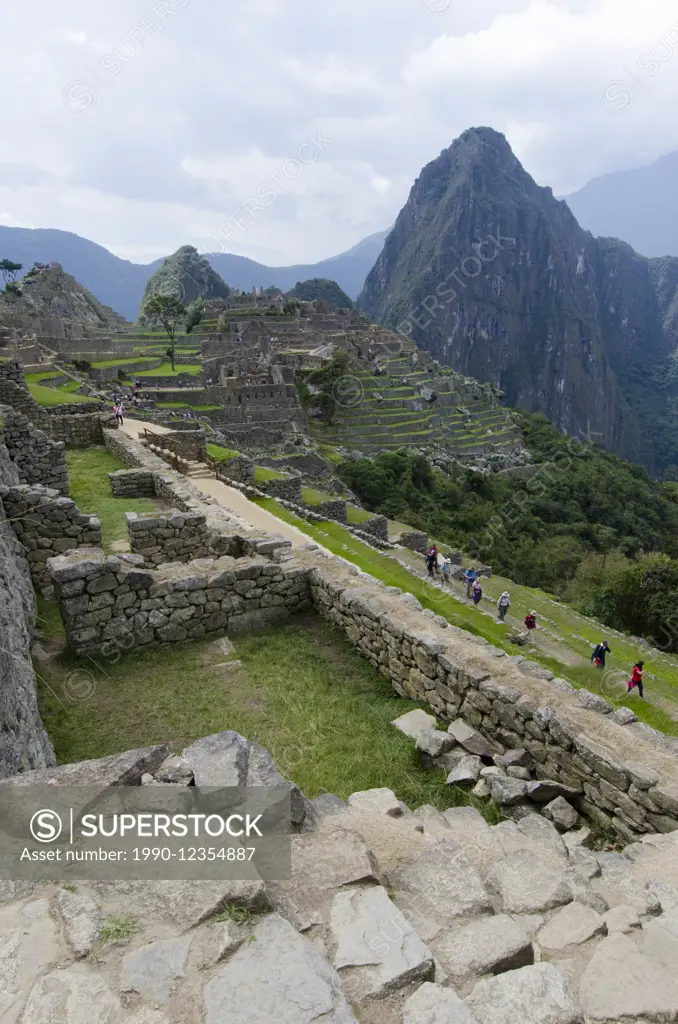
[1, 735, 677, 1023]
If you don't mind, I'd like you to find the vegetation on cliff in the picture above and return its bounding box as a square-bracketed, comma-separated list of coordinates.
[358, 126, 678, 475]
[139, 245, 230, 317]
[337, 413, 678, 647]
[288, 277, 353, 308]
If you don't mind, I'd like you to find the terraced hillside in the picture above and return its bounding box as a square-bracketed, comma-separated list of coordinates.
[309, 347, 524, 461]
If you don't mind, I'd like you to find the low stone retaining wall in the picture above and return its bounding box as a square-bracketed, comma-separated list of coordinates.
[308, 565, 678, 842]
[136, 374, 200, 388]
[126, 509, 235, 565]
[216, 456, 254, 485]
[314, 499, 347, 523]
[259, 476, 303, 503]
[48, 548, 312, 654]
[108, 469, 156, 498]
[0, 405, 69, 495]
[49, 411, 116, 446]
[0, 484, 101, 596]
[360, 514, 389, 541]
[398, 530, 429, 553]
[88, 359, 163, 383]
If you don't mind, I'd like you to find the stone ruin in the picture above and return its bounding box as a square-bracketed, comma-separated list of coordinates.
[0, 367, 677, 1020]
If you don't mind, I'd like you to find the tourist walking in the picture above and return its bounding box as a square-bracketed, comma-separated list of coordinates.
[440, 556, 452, 586]
[627, 660, 644, 698]
[497, 591, 511, 621]
[524, 609, 537, 631]
[472, 580, 483, 606]
[114, 402, 124, 426]
[591, 640, 611, 669]
[464, 566, 476, 599]
[425, 544, 438, 579]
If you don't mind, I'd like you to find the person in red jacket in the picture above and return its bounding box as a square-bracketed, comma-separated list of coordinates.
[627, 661, 644, 698]
[524, 610, 537, 631]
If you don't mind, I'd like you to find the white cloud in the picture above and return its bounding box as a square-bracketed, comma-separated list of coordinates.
[0, 0, 677, 266]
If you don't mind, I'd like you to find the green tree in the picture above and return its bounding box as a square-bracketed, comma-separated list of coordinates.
[142, 294, 186, 371]
[0, 259, 22, 285]
[185, 298, 204, 334]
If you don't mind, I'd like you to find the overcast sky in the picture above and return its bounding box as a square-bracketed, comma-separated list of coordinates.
[1, 0, 677, 266]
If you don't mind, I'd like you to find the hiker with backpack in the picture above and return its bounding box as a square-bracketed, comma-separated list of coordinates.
[497, 591, 511, 621]
[439, 554, 452, 586]
[627, 661, 644, 698]
[524, 610, 537, 631]
[591, 640, 611, 669]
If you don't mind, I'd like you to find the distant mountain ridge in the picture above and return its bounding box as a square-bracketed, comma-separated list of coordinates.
[565, 150, 678, 259]
[0, 226, 389, 321]
[359, 126, 678, 474]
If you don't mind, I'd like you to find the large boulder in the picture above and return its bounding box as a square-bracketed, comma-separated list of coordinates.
[485, 850, 573, 914]
[403, 982, 479, 1023]
[579, 932, 678, 1022]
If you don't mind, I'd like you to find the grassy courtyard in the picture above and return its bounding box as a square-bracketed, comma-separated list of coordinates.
[66, 447, 161, 550]
[35, 612, 495, 815]
[26, 372, 97, 407]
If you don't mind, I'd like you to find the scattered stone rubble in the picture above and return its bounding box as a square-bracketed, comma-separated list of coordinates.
[0, 730, 677, 1022]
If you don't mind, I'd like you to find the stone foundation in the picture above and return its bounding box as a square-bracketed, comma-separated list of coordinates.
[314, 499, 347, 523]
[360, 514, 389, 541]
[0, 484, 101, 596]
[259, 476, 303, 503]
[48, 548, 312, 654]
[126, 509, 236, 565]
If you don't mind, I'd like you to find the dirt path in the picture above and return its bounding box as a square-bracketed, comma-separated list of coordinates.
[120, 419, 331, 552]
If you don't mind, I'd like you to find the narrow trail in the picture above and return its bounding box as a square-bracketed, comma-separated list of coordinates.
[120, 419, 328, 551]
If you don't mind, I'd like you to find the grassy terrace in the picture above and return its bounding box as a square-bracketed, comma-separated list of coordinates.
[91, 358, 158, 369]
[26, 372, 97, 406]
[66, 448, 160, 550]
[36, 613, 497, 814]
[34, 446, 494, 813]
[206, 442, 241, 461]
[140, 362, 201, 376]
[252, 497, 678, 735]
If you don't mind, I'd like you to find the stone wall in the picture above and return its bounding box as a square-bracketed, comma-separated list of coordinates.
[0, 359, 28, 388]
[108, 468, 156, 498]
[88, 358, 163, 383]
[308, 564, 678, 842]
[0, 435, 54, 776]
[126, 509, 236, 565]
[259, 476, 303, 503]
[0, 405, 69, 494]
[215, 456, 255, 484]
[48, 547, 312, 654]
[314, 499, 348, 523]
[360, 515, 389, 541]
[0, 484, 101, 596]
[49, 411, 116, 446]
[398, 530, 429, 553]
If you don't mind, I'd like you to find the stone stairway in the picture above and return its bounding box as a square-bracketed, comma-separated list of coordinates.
[2, 732, 676, 1023]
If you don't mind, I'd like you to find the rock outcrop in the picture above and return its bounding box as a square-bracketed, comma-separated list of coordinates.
[139, 245, 230, 315]
[359, 126, 678, 473]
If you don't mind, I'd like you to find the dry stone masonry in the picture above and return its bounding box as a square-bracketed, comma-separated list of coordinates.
[126, 509, 234, 565]
[0, 731, 676, 1022]
[0, 483, 101, 595]
[0, 403, 69, 494]
[48, 547, 312, 654]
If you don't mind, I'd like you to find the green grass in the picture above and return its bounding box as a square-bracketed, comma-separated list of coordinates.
[157, 402, 221, 411]
[27, 383, 96, 406]
[66, 448, 160, 551]
[318, 444, 342, 464]
[35, 616, 495, 814]
[207, 443, 241, 461]
[301, 486, 334, 505]
[139, 362, 201, 376]
[254, 466, 288, 483]
[347, 503, 373, 524]
[250, 497, 678, 733]
[91, 358, 157, 369]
